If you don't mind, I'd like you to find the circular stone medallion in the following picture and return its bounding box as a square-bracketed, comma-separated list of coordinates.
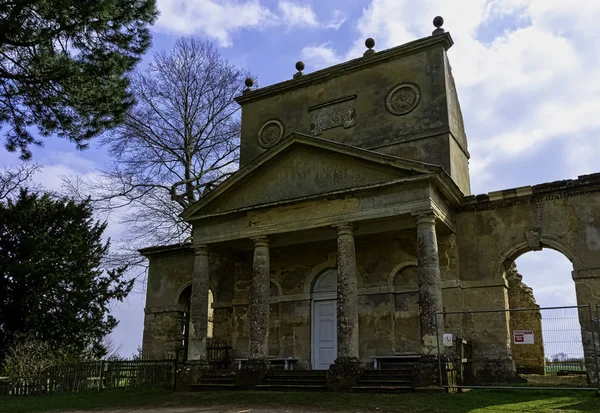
[385, 83, 421, 115]
[257, 120, 284, 148]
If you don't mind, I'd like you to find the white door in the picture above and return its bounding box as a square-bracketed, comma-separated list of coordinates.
[313, 299, 337, 370]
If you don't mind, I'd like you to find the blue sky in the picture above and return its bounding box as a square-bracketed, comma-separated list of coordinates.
[2, 0, 598, 356]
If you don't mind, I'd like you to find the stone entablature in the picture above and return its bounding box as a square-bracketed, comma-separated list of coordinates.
[459, 173, 600, 212]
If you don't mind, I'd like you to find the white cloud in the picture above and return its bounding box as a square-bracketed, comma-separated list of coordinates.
[155, 0, 346, 47]
[278, 1, 319, 27]
[301, 43, 344, 68]
[156, 0, 275, 47]
[300, 0, 600, 193]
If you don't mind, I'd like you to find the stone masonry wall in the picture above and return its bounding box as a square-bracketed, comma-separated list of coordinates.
[142, 226, 462, 367]
[506, 263, 546, 375]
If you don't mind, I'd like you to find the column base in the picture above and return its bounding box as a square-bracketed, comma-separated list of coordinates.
[327, 357, 362, 392]
[236, 359, 270, 389]
[414, 355, 446, 388]
[176, 360, 210, 391]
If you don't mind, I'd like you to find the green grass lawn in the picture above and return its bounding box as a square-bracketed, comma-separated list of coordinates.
[0, 388, 598, 413]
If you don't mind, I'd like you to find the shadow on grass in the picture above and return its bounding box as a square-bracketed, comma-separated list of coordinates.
[183, 390, 599, 413]
[0, 388, 598, 413]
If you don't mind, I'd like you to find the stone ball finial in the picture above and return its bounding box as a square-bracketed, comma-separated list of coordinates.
[364, 38, 376, 57]
[244, 77, 254, 88]
[293, 61, 305, 79]
[432, 16, 445, 36]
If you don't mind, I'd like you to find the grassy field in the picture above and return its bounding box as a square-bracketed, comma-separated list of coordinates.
[0, 388, 598, 413]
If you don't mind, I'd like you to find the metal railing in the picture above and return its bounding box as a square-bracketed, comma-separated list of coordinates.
[435, 305, 599, 391]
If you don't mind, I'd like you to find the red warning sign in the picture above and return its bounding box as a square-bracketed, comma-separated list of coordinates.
[513, 330, 534, 344]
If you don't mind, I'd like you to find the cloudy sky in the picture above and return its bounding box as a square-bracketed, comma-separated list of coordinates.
[3, 0, 597, 356]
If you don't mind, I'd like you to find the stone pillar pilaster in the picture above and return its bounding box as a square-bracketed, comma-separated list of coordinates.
[335, 223, 360, 362]
[248, 236, 270, 362]
[416, 213, 444, 355]
[187, 245, 210, 362]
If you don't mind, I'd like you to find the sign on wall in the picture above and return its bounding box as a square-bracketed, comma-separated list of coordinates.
[443, 333, 453, 347]
[513, 330, 535, 344]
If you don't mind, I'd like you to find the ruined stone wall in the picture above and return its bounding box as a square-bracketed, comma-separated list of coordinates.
[505, 263, 545, 374]
[142, 308, 185, 359]
[455, 175, 600, 381]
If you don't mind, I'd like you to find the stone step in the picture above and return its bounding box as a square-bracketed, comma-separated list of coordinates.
[265, 375, 326, 381]
[264, 381, 326, 386]
[268, 370, 326, 376]
[255, 384, 327, 392]
[361, 374, 413, 380]
[351, 385, 414, 393]
[356, 380, 413, 386]
[364, 367, 415, 373]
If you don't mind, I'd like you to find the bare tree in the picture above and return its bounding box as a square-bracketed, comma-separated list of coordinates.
[0, 163, 39, 201]
[69, 38, 249, 260]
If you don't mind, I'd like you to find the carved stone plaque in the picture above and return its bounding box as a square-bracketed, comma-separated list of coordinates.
[386, 84, 420, 115]
[309, 95, 356, 136]
[257, 120, 284, 148]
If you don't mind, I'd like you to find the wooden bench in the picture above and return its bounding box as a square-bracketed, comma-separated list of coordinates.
[370, 355, 421, 370]
[236, 357, 298, 371]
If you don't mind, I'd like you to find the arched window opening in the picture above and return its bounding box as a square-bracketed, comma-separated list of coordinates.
[177, 286, 214, 360]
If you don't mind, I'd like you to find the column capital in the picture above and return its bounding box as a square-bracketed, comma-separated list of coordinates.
[194, 244, 209, 256]
[333, 222, 356, 235]
[414, 213, 437, 226]
[251, 236, 270, 248]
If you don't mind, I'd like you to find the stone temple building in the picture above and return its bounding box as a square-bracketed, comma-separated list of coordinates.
[140, 18, 600, 389]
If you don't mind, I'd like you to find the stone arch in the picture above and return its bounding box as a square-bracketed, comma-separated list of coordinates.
[304, 259, 336, 294]
[494, 236, 583, 280]
[312, 268, 337, 294]
[388, 260, 419, 291]
[303, 258, 364, 294]
[176, 282, 214, 361]
[270, 279, 283, 297]
[174, 278, 219, 305]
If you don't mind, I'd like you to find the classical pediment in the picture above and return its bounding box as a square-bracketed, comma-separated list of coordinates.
[183, 134, 440, 220]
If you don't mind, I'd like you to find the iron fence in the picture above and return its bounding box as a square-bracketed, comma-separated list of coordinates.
[435, 305, 599, 391]
[0, 359, 175, 397]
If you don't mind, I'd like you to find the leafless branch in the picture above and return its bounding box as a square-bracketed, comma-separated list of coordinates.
[63, 38, 250, 268]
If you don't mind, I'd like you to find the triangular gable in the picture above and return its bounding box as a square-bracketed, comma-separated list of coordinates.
[182, 133, 442, 220]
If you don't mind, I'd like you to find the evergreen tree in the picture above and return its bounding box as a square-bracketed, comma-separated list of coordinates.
[0, 190, 133, 362]
[0, 0, 158, 159]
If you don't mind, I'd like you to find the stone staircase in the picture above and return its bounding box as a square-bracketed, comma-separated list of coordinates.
[352, 367, 416, 393]
[190, 370, 237, 391]
[255, 370, 327, 391]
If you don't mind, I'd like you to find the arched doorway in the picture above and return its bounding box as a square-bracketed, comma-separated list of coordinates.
[506, 248, 586, 381]
[178, 285, 214, 361]
[311, 268, 337, 370]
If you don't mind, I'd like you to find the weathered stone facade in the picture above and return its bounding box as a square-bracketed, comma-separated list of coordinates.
[140, 27, 600, 387]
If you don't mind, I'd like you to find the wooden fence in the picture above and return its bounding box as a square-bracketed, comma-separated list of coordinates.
[0, 359, 175, 396]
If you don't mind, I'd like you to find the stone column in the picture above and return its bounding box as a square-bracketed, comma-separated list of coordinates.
[248, 236, 270, 362]
[335, 223, 360, 363]
[327, 223, 361, 391]
[416, 213, 444, 355]
[187, 245, 210, 362]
